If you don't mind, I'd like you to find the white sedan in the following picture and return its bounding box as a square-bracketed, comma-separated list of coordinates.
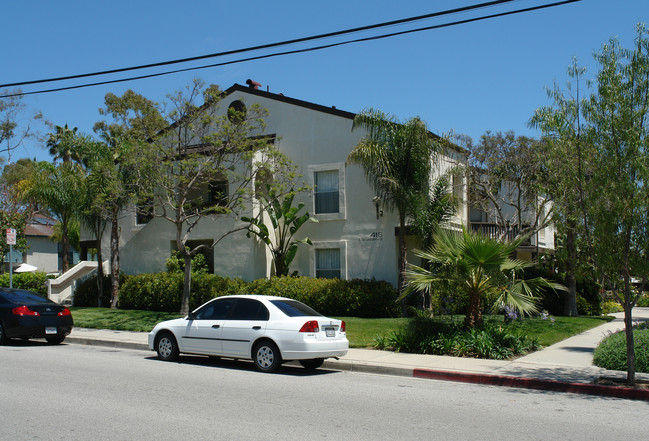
[148, 295, 348, 372]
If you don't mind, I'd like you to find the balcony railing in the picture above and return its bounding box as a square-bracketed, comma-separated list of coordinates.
[469, 222, 532, 246]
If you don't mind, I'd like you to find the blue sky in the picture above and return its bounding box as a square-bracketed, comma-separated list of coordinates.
[2, 0, 646, 162]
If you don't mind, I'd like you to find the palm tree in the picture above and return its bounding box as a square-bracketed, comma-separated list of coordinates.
[347, 109, 440, 315]
[47, 124, 84, 164]
[24, 162, 83, 272]
[407, 228, 564, 328]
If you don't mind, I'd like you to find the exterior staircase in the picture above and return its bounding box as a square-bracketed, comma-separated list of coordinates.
[48, 260, 109, 305]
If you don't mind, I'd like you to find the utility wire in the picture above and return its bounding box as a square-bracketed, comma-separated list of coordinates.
[1, 0, 582, 98]
[0, 0, 521, 89]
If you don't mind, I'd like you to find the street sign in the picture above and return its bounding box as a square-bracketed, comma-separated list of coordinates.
[6, 228, 16, 245]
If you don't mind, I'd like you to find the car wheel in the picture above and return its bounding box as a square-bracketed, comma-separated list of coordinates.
[46, 335, 65, 345]
[0, 322, 8, 345]
[156, 332, 179, 362]
[299, 358, 325, 370]
[252, 340, 282, 373]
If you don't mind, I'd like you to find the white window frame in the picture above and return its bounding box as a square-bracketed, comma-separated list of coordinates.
[310, 240, 347, 280]
[308, 162, 346, 221]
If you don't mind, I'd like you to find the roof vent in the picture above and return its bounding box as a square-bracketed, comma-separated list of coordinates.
[246, 79, 261, 89]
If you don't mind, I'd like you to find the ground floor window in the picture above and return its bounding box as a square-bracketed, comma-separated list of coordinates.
[315, 248, 341, 279]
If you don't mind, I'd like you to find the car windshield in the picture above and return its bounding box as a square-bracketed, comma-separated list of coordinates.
[270, 299, 322, 317]
[0, 289, 50, 304]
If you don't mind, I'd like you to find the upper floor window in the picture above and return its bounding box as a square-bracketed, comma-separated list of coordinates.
[136, 198, 154, 225]
[314, 170, 339, 214]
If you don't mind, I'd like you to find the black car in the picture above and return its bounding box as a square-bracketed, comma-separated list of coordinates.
[0, 288, 73, 344]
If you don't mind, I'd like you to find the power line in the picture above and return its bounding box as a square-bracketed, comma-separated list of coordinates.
[1, 0, 582, 99]
[0, 0, 521, 89]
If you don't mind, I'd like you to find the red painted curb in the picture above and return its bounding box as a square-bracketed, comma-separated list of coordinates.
[413, 369, 649, 401]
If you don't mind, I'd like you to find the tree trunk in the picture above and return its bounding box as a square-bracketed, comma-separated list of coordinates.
[564, 222, 578, 316]
[622, 225, 635, 386]
[623, 298, 636, 387]
[96, 238, 104, 308]
[180, 253, 192, 316]
[110, 209, 120, 309]
[61, 221, 70, 273]
[398, 213, 408, 317]
[464, 292, 482, 329]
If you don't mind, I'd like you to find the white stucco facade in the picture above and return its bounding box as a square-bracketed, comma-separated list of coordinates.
[85, 83, 555, 286]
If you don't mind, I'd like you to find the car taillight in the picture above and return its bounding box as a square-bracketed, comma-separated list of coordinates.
[340, 321, 346, 332]
[12, 305, 40, 316]
[58, 307, 71, 316]
[299, 320, 319, 333]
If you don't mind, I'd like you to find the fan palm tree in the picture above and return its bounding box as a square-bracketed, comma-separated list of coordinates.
[407, 228, 564, 328]
[347, 109, 441, 315]
[47, 124, 84, 164]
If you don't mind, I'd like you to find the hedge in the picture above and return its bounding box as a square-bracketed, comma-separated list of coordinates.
[74, 273, 399, 318]
[0, 272, 49, 297]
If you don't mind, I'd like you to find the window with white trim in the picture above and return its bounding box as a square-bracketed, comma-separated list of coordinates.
[314, 170, 339, 214]
[309, 163, 346, 220]
[315, 248, 341, 279]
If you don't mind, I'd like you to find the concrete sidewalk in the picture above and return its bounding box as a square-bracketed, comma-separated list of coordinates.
[66, 308, 649, 401]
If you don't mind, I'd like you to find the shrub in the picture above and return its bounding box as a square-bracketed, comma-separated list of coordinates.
[593, 322, 649, 373]
[106, 273, 398, 317]
[637, 293, 649, 308]
[73, 275, 124, 307]
[248, 277, 399, 318]
[601, 301, 624, 314]
[0, 272, 49, 296]
[376, 311, 539, 360]
[525, 267, 601, 316]
[118, 273, 185, 311]
[165, 251, 209, 275]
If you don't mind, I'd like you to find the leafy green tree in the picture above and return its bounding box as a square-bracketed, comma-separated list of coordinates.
[1, 89, 42, 161]
[347, 109, 442, 315]
[242, 186, 317, 277]
[127, 80, 295, 315]
[0, 211, 29, 269]
[93, 90, 167, 308]
[530, 59, 590, 317]
[407, 228, 563, 328]
[533, 25, 649, 385]
[461, 131, 553, 241]
[582, 26, 649, 386]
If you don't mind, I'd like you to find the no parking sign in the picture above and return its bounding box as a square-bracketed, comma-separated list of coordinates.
[6, 228, 16, 245]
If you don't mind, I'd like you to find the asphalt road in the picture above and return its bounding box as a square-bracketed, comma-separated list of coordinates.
[1, 342, 647, 440]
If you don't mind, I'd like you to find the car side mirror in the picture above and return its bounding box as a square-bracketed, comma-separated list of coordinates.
[187, 311, 196, 320]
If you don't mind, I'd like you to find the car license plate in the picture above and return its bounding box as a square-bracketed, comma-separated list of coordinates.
[325, 328, 335, 337]
[45, 327, 57, 335]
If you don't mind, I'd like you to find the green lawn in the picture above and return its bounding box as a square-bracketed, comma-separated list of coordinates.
[69, 307, 614, 349]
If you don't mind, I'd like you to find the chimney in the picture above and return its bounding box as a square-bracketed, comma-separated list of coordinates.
[246, 79, 261, 89]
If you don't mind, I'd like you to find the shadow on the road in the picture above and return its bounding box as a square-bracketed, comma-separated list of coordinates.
[1, 338, 68, 347]
[145, 354, 340, 377]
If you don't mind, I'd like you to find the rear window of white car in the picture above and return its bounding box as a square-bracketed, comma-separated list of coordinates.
[270, 300, 322, 317]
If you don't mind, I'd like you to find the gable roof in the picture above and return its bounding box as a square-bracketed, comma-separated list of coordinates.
[224, 83, 357, 120]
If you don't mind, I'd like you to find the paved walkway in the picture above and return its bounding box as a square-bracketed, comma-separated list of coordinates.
[66, 308, 649, 400]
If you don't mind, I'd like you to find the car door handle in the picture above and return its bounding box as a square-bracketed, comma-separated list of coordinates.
[212, 325, 220, 329]
[252, 326, 261, 330]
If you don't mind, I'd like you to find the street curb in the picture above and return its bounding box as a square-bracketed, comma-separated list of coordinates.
[66, 336, 150, 352]
[412, 369, 649, 401]
[66, 337, 649, 401]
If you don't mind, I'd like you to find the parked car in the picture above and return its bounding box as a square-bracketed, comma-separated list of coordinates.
[0, 288, 73, 345]
[148, 295, 348, 372]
